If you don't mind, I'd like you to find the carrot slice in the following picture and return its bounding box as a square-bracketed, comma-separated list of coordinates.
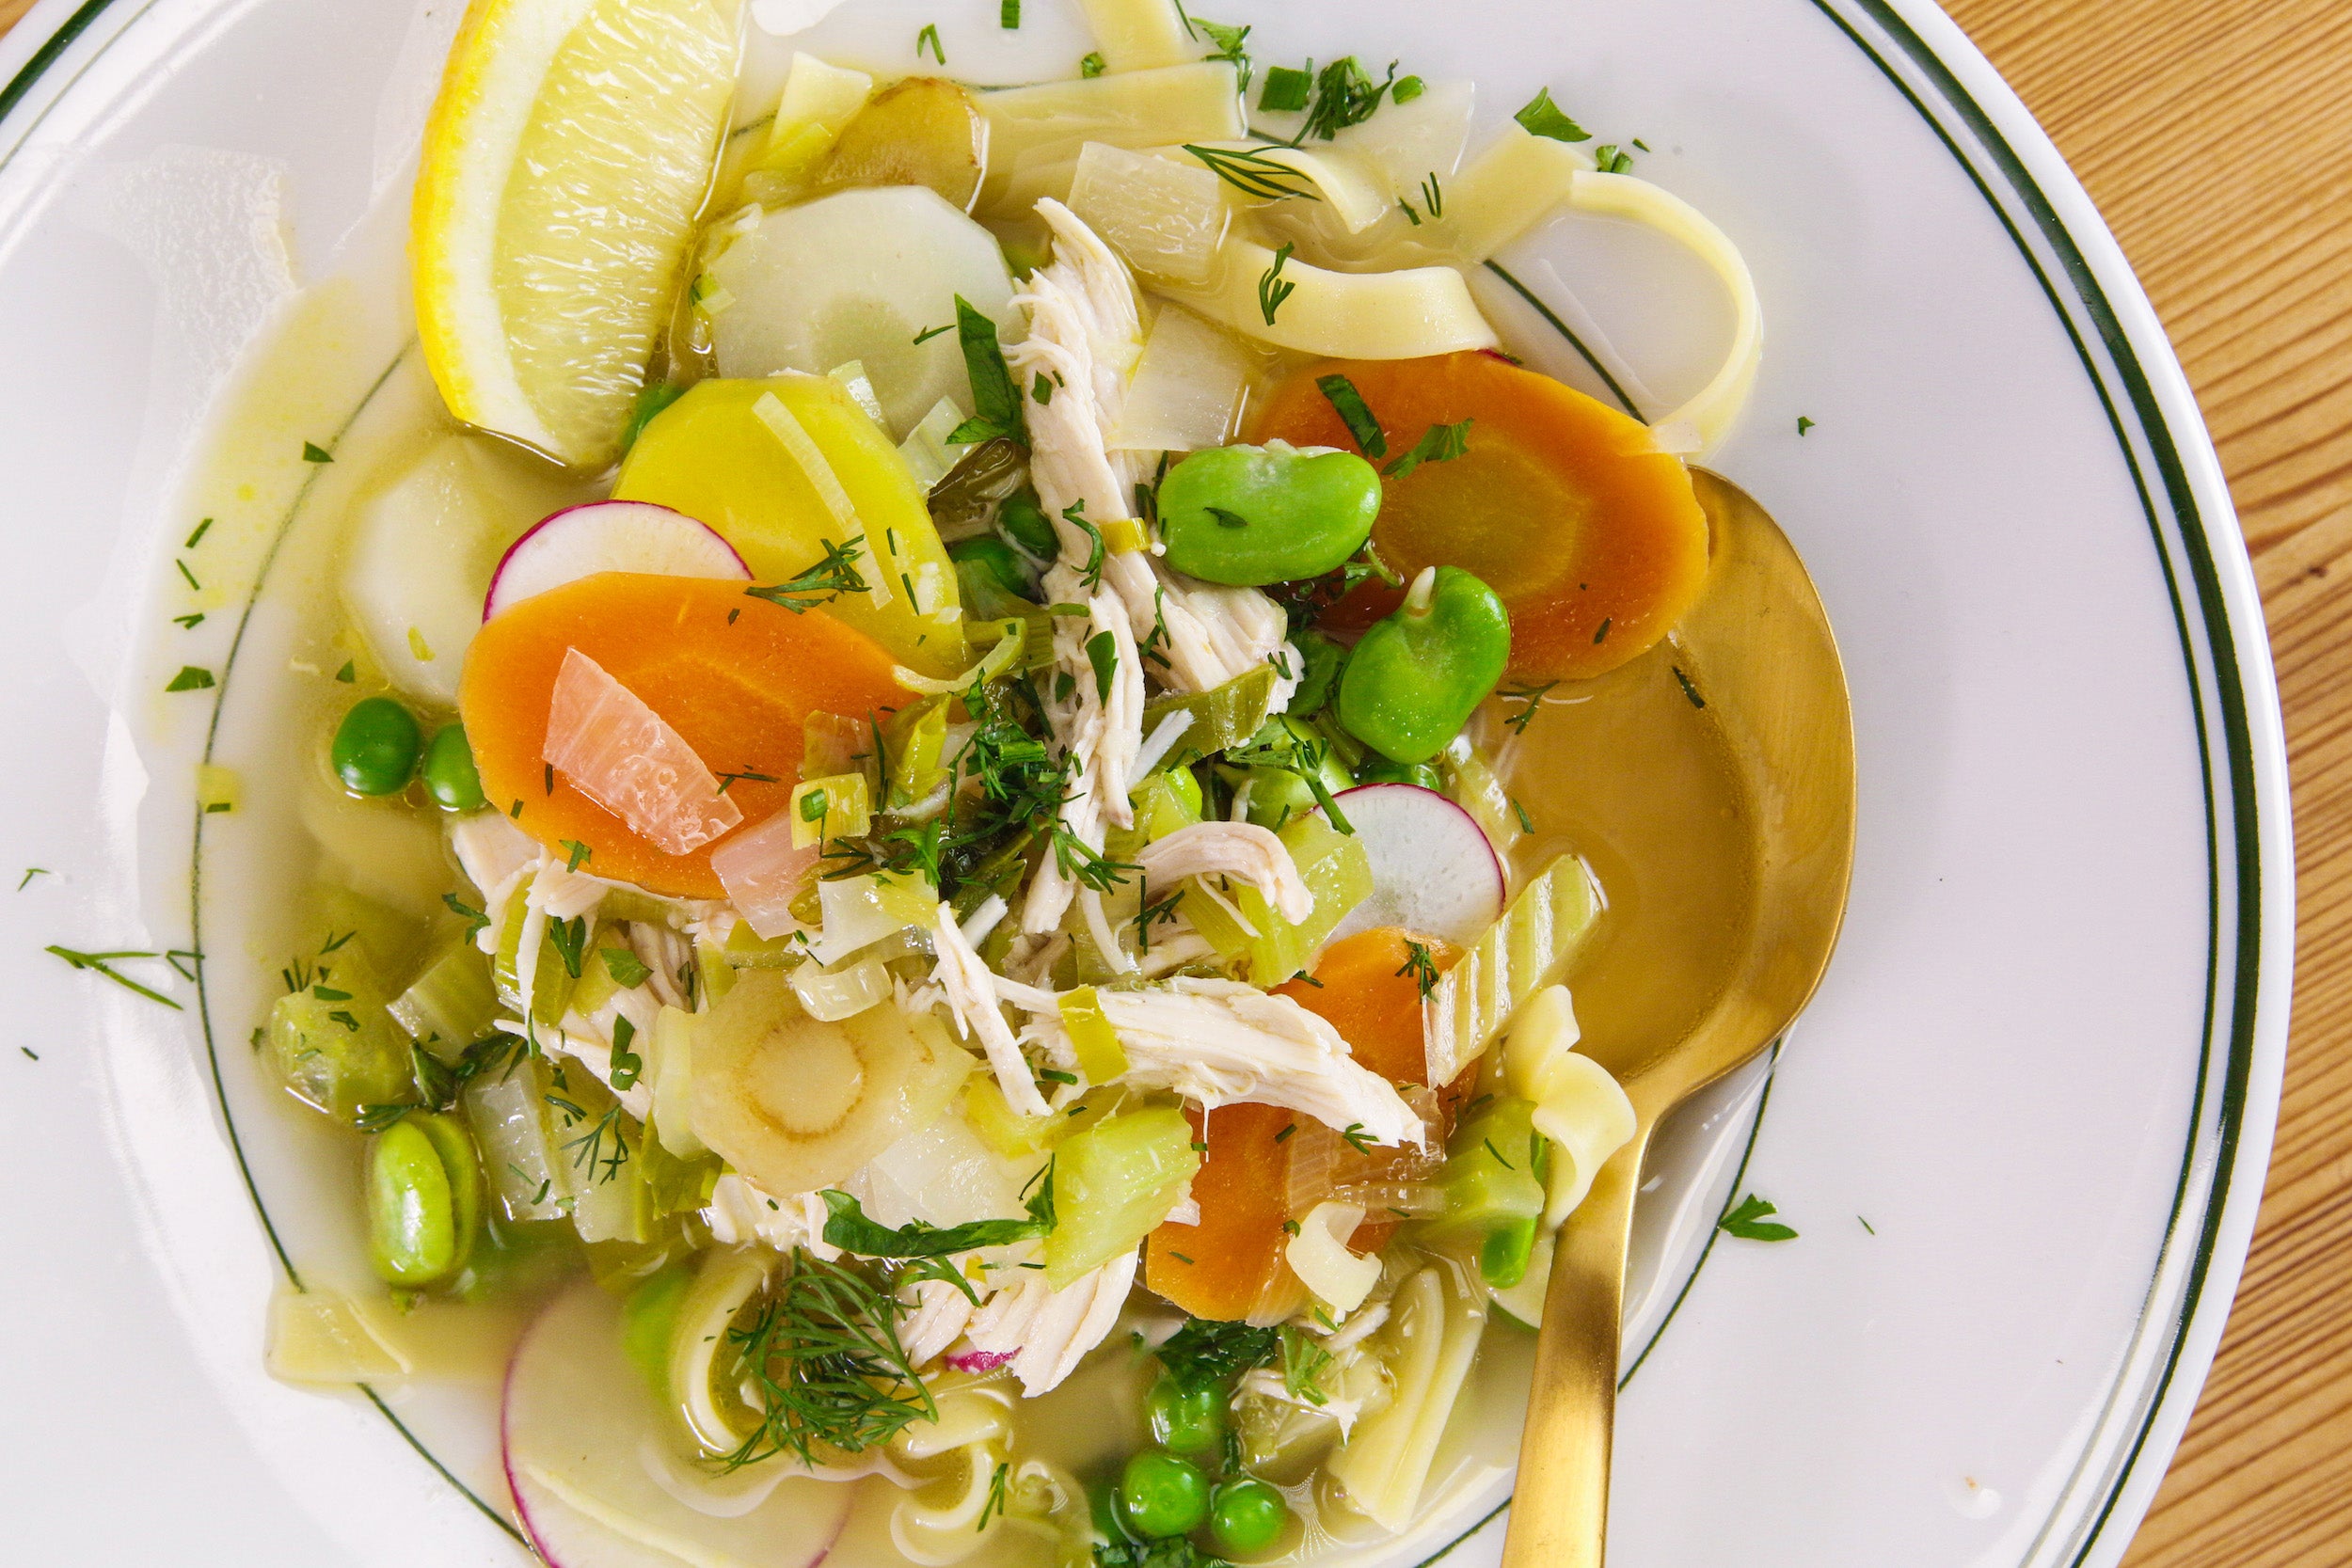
[459, 573, 906, 897]
[1144, 927, 1468, 1320]
[1249, 351, 1710, 681]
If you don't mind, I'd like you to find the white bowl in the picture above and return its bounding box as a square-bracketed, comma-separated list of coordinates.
[0, 1, 2288, 1564]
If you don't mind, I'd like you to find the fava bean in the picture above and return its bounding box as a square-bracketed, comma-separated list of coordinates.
[1358, 758, 1443, 791]
[1158, 441, 1380, 587]
[949, 534, 1038, 606]
[1119, 1449, 1212, 1538]
[366, 1117, 458, 1286]
[333, 696, 422, 797]
[996, 485, 1057, 560]
[1145, 1371, 1226, 1456]
[1289, 629, 1348, 715]
[1210, 1478, 1293, 1556]
[1338, 566, 1511, 764]
[421, 722, 486, 812]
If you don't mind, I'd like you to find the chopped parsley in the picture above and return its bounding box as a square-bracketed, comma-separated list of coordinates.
[1718, 1193, 1799, 1242]
[1315, 373, 1387, 457]
[301, 440, 333, 463]
[165, 666, 215, 692]
[1514, 87, 1591, 143]
[1382, 418, 1472, 479]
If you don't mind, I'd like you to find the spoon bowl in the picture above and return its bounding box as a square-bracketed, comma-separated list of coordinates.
[1500, 468, 1857, 1568]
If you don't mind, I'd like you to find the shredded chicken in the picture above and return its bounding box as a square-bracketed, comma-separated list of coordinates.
[1022, 586, 1145, 935]
[931, 903, 1051, 1116]
[1136, 821, 1314, 924]
[898, 1276, 979, 1370]
[963, 1248, 1138, 1396]
[701, 1175, 840, 1259]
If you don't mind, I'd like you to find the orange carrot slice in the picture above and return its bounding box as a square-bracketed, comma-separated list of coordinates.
[1144, 927, 1468, 1320]
[459, 573, 906, 897]
[1250, 351, 1710, 681]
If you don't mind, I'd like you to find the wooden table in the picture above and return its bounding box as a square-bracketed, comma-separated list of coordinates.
[0, 0, 2338, 1558]
[1940, 0, 2352, 1560]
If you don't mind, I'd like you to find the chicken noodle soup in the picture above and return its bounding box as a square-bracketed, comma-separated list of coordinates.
[232, 0, 1768, 1562]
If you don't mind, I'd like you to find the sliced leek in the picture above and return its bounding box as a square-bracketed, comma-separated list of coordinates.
[1161, 235, 1498, 358]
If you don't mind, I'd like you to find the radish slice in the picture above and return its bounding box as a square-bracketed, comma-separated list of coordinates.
[485, 501, 750, 621]
[502, 1279, 852, 1568]
[1326, 784, 1506, 948]
[544, 649, 745, 856]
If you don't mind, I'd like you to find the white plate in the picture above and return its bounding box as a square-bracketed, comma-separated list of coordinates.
[0, 1, 2289, 1564]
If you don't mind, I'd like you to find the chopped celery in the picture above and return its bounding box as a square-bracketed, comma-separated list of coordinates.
[1418, 1097, 1546, 1288]
[389, 942, 499, 1062]
[490, 879, 579, 1027]
[1043, 1104, 1200, 1289]
[1422, 855, 1601, 1085]
[600, 887, 691, 927]
[307, 881, 426, 987]
[1057, 986, 1129, 1083]
[788, 955, 892, 1021]
[691, 935, 736, 1008]
[788, 770, 872, 847]
[883, 696, 950, 809]
[1191, 812, 1372, 983]
[1132, 768, 1204, 841]
[548, 1072, 651, 1246]
[464, 1053, 570, 1223]
[267, 981, 413, 1124]
[1144, 665, 1278, 763]
[648, 1006, 707, 1159]
[811, 870, 939, 965]
[720, 921, 802, 968]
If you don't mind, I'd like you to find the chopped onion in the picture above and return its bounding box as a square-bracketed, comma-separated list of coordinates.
[709, 810, 818, 940]
[789, 956, 892, 1021]
[826, 358, 887, 424]
[1286, 1200, 1381, 1313]
[1069, 142, 1229, 284]
[811, 870, 940, 966]
[266, 1285, 408, 1385]
[1110, 306, 1254, 452]
[542, 648, 743, 856]
[898, 396, 973, 492]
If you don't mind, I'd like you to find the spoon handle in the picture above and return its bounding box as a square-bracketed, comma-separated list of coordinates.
[1499, 1137, 1646, 1568]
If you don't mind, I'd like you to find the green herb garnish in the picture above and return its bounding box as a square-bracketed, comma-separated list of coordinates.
[914, 23, 945, 64]
[746, 535, 869, 613]
[165, 666, 215, 692]
[1257, 242, 1298, 325]
[1382, 417, 1472, 478]
[946, 295, 1027, 448]
[1514, 87, 1590, 143]
[1718, 1193, 1799, 1242]
[1315, 373, 1387, 457]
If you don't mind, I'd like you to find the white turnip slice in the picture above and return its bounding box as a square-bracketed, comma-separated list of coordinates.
[485, 501, 749, 620]
[1326, 784, 1506, 948]
[501, 1279, 850, 1568]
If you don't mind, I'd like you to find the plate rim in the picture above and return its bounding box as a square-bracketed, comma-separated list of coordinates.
[0, 1, 2292, 1564]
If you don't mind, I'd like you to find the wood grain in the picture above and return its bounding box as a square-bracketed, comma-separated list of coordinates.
[1940, 0, 2352, 1561]
[0, 0, 2339, 1559]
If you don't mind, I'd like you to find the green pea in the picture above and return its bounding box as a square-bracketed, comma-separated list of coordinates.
[1146, 1372, 1226, 1456]
[367, 1117, 459, 1286]
[1119, 1449, 1212, 1538]
[1338, 567, 1511, 764]
[997, 485, 1057, 560]
[949, 535, 1039, 605]
[1210, 1478, 1293, 1556]
[1358, 758, 1443, 790]
[1158, 441, 1381, 587]
[333, 696, 422, 797]
[421, 722, 486, 812]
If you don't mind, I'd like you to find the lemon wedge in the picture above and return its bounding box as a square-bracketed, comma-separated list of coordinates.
[414, 0, 743, 468]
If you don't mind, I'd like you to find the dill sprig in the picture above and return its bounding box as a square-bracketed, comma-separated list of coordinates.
[1258, 242, 1298, 325]
[721, 1251, 939, 1470]
[748, 536, 869, 613]
[1298, 56, 1399, 142]
[1181, 143, 1321, 202]
[46, 946, 183, 1010]
[1500, 679, 1559, 736]
[1396, 938, 1440, 1000]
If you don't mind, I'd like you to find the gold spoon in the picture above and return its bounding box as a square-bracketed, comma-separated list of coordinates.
[1499, 468, 1858, 1568]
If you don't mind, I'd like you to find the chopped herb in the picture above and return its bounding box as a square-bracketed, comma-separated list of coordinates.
[1797, 415, 1817, 436]
[1030, 373, 1054, 407]
[510, 800, 525, 818]
[176, 559, 199, 592]
[1397, 939, 1440, 1000]
[1193, 18, 1252, 88]
[311, 985, 352, 1002]
[1206, 505, 1250, 531]
[1501, 679, 1557, 735]
[1257, 242, 1298, 325]
[914, 23, 945, 64]
[543, 762, 555, 795]
[301, 441, 333, 463]
[184, 517, 213, 548]
[601, 945, 653, 989]
[1065, 502, 1108, 589]
[560, 839, 592, 873]
[1038, 1068, 1079, 1085]
[1512, 798, 1535, 834]
[1420, 171, 1444, 218]
[606, 1014, 644, 1091]
[945, 295, 1027, 448]
[46, 945, 182, 1009]
[1156, 1320, 1278, 1393]
[912, 323, 954, 345]
[1858, 1215, 1877, 1235]
[1080, 51, 1105, 77]
[820, 1180, 1055, 1258]
[1168, 1252, 1195, 1264]
[1274, 1122, 1297, 1142]
[17, 868, 46, 890]
[173, 613, 205, 629]
[1383, 418, 1472, 478]
[978, 1460, 1010, 1531]
[1281, 1218, 1301, 1236]
[1633, 136, 1651, 151]
[747, 535, 869, 613]
[1718, 1193, 1799, 1242]
[1182, 143, 1320, 202]
[1339, 1122, 1375, 1155]
[1591, 143, 1634, 174]
[720, 1250, 941, 1470]
[1392, 74, 1424, 103]
[1298, 56, 1398, 142]
[1482, 1136, 1515, 1169]
[20, 1048, 35, 1060]
[547, 915, 589, 980]
[716, 768, 779, 795]
[165, 666, 215, 692]
[1671, 665, 1706, 709]
[1593, 616, 1612, 644]
[1398, 196, 1422, 226]
[1515, 87, 1591, 143]
[1258, 63, 1311, 113]
[1279, 1323, 1334, 1404]
[998, 0, 1018, 27]
[355, 1101, 412, 1132]
[1315, 373, 1387, 457]
[333, 660, 356, 683]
